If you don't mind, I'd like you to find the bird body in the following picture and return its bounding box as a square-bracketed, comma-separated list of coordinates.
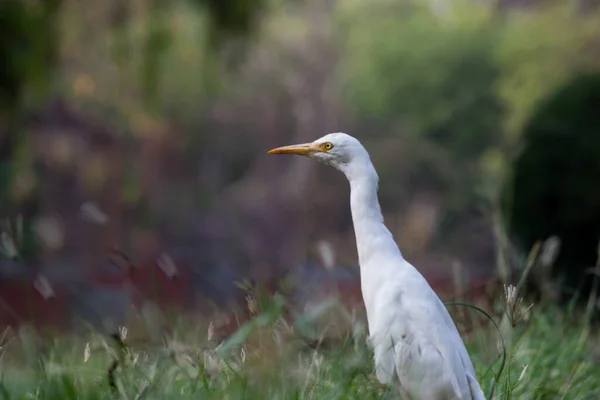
[269, 133, 485, 400]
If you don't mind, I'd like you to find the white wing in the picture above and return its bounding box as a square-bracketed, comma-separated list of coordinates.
[369, 261, 485, 400]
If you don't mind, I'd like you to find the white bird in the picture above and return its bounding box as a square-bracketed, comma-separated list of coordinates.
[268, 133, 485, 400]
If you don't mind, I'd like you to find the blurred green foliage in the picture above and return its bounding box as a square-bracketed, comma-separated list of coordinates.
[340, 1, 503, 233]
[0, 0, 61, 116]
[0, 0, 273, 259]
[495, 1, 600, 139]
[505, 72, 600, 296]
[197, 0, 267, 39]
[1, 0, 600, 286]
[0, 0, 62, 258]
[341, 1, 500, 153]
[339, 0, 600, 243]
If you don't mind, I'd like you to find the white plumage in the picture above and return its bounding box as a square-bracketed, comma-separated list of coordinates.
[269, 133, 485, 400]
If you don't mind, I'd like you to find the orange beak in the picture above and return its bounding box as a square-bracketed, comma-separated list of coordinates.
[267, 143, 317, 156]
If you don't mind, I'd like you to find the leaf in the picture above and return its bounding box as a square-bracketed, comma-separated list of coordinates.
[216, 294, 286, 357]
[293, 298, 338, 340]
[0, 381, 10, 400]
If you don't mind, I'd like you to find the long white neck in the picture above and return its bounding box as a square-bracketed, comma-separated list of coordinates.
[344, 160, 403, 268]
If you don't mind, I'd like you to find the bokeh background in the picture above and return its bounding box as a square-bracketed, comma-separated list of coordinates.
[1, 0, 600, 339]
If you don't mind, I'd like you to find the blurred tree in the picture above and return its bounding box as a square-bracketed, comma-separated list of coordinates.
[0, 0, 273, 260]
[495, 1, 600, 141]
[504, 72, 600, 301]
[0, 0, 61, 259]
[340, 0, 503, 239]
[339, 0, 600, 255]
[198, 0, 266, 41]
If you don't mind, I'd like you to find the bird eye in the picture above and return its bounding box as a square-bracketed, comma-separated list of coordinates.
[323, 142, 333, 151]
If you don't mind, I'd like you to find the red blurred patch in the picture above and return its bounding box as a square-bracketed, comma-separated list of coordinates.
[126, 249, 196, 313]
[0, 275, 70, 332]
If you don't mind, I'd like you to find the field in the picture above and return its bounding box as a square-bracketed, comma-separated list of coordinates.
[2, 1, 600, 399]
[0, 287, 598, 400]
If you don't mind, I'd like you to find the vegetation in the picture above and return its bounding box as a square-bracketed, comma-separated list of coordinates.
[505, 73, 600, 300]
[1, 1, 600, 398]
[2, 0, 600, 266]
[0, 287, 599, 399]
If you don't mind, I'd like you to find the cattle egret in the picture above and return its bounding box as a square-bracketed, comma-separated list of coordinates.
[268, 133, 485, 400]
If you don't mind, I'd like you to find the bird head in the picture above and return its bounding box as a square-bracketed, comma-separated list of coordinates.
[267, 132, 369, 174]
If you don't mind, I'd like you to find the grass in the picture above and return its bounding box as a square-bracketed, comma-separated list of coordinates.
[0, 288, 598, 400]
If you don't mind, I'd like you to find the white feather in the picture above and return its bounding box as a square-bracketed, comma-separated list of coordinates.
[272, 132, 486, 399]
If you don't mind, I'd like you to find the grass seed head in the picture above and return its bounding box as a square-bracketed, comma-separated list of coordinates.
[84, 342, 90, 363]
[504, 284, 534, 327]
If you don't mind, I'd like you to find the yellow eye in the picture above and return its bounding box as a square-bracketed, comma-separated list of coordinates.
[323, 142, 333, 151]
